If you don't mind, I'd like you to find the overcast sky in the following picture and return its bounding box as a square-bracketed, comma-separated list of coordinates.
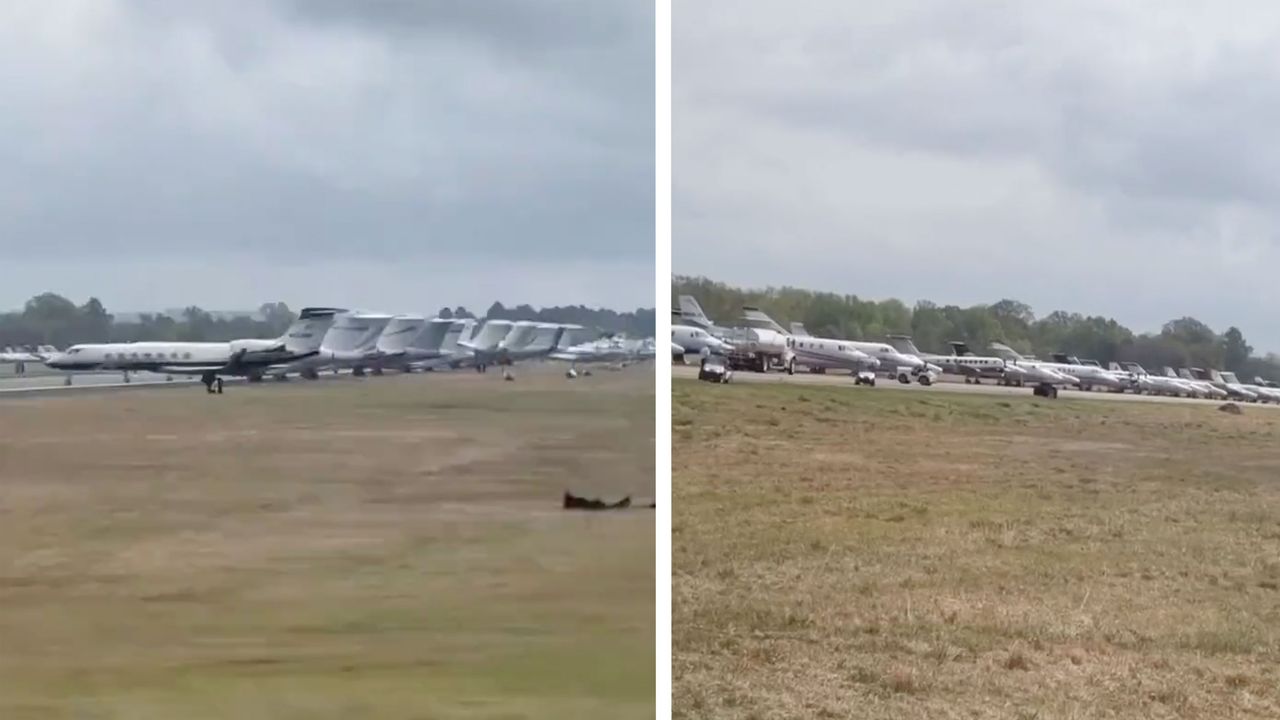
[0, 1, 654, 315]
[676, 1, 1280, 352]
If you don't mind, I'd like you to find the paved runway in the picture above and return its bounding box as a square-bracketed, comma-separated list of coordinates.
[0, 361, 616, 398]
[671, 364, 1279, 409]
[0, 371, 210, 396]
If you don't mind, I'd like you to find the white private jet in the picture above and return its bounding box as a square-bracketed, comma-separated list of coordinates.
[1116, 362, 1197, 397]
[43, 307, 343, 392]
[373, 317, 461, 372]
[266, 312, 393, 380]
[360, 314, 428, 375]
[1047, 353, 1135, 392]
[0, 345, 55, 374]
[1166, 367, 1226, 399]
[789, 323, 925, 383]
[671, 324, 732, 360]
[1221, 371, 1279, 403]
[987, 343, 1080, 398]
[886, 336, 1017, 386]
[1188, 367, 1257, 401]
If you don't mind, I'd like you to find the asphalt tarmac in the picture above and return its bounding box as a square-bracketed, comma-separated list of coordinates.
[671, 363, 1278, 409]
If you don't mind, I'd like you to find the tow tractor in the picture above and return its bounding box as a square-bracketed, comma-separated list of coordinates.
[893, 363, 941, 387]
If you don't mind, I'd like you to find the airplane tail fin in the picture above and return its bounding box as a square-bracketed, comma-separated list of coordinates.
[947, 341, 973, 357]
[884, 334, 921, 355]
[740, 305, 787, 334]
[410, 318, 458, 355]
[678, 296, 712, 325]
[988, 342, 1025, 361]
[440, 319, 477, 355]
[789, 322, 810, 337]
[375, 315, 427, 354]
[280, 307, 343, 355]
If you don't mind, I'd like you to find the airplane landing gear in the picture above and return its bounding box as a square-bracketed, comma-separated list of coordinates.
[200, 372, 224, 394]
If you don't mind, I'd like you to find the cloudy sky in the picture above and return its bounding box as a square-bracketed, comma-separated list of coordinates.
[0, 0, 654, 315]
[676, 1, 1280, 352]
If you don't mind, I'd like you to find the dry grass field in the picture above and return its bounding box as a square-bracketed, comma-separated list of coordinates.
[0, 367, 654, 719]
[673, 379, 1280, 719]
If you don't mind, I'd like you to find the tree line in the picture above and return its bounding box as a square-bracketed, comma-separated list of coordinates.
[673, 275, 1278, 380]
[0, 293, 656, 349]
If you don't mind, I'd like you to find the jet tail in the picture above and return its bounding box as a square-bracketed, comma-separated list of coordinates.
[884, 334, 921, 355]
[280, 307, 343, 355]
[789, 322, 811, 337]
[740, 305, 787, 334]
[678, 296, 713, 327]
[988, 342, 1025, 362]
[947, 341, 974, 357]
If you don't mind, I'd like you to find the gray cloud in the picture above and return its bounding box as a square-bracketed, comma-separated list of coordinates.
[0, 0, 653, 313]
[675, 0, 1280, 351]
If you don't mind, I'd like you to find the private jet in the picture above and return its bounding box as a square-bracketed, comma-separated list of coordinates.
[790, 322, 926, 383]
[886, 336, 1016, 385]
[43, 307, 343, 392]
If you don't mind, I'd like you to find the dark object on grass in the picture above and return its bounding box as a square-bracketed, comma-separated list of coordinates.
[1218, 402, 1243, 415]
[563, 491, 633, 510]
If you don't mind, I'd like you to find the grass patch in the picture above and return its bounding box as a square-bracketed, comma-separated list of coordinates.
[0, 367, 654, 719]
[673, 378, 1280, 718]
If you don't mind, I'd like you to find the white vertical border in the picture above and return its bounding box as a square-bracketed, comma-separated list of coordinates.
[655, 0, 672, 715]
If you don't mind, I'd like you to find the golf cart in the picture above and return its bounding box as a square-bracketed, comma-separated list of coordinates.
[698, 355, 733, 384]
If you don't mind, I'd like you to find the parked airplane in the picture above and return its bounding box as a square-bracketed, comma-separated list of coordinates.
[671, 324, 731, 358]
[987, 343, 1080, 398]
[372, 317, 459, 372]
[456, 319, 514, 371]
[1169, 367, 1227, 399]
[675, 295, 732, 337]
[885, 336, 1017, 385]
[551, 335, 639, 367]
[1114, 362, 1194, 397]
[675, 297, 792, 371]
[1047, 353, 1135, 392]
[790, 322, 925, 382]
[783, 332, 877, 375]
[361, 315, 428, 374]
[43, 307, 344, 392]
[266, 312, 393, 380]
[416, 319, 480, 370]
[0, 345, 55, 374]
[1221, 371, 1280, 403]
[1188, 367, 1257, 401]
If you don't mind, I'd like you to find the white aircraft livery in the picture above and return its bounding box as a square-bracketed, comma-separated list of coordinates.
[43, 307, 344, 392]
[790, 322, 923, 380]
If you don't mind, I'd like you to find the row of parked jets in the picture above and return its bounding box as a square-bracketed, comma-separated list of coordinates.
[2, 309, 656, 392]
[670, 295, 1280, 402]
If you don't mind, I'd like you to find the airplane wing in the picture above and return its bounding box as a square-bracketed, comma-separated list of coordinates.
[156, 365, 230, 376]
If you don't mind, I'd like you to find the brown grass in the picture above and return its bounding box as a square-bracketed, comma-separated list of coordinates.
[0, 366, 654, 719]
[673, 379, 1280, 719]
